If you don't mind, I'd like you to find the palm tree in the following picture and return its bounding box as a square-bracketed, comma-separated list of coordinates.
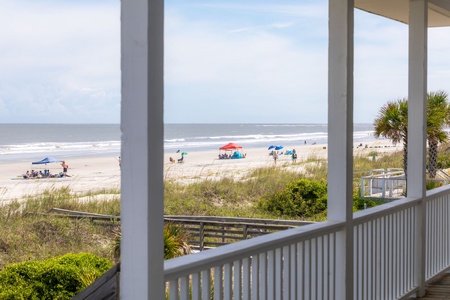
[373, 99, 409, 174]
[427, 90, 450, 178]
[374, 92, 450, 180]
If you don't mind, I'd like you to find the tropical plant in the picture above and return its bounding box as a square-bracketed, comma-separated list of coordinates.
[426, 90, 450, 178]
[112, 223, 192, 261]
[164, 223, 192, 259]
[373, 99, 408, 174]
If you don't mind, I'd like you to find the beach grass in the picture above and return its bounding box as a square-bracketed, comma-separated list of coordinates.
[0, 188, 120, 269]
[0, 149, 408, 269]
[164, 150, 405, 219]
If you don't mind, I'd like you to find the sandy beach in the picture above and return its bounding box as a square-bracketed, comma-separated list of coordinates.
[0, 156, 122, 203]
[0, 140, 402, 203]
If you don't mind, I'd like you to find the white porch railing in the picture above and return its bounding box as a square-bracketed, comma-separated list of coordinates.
[164, 184, 450, 299]
[360, 168, 406, 198]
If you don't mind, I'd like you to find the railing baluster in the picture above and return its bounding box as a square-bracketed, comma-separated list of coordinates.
[290, 244, 297, 298]
[275, 248, 282, 300]
[402, 211, 406, 294]
[439, 198, 443, 270]
[446, 197, 450, 270]
[355, 224, 360, 299]
[224, 263, 232, 300]
[306, 239, 311, 300]
[214, 266, 223, 300]
[259, 250, 268, 300]
[297, 241, 304, 300]
[318, 235, 324, 300]
[374, 218, 378, 299]
[180, 276, 189, 300]
[382, 215, 387, 299]
[201, 269, 211, 300]
[233, 260, 241, 300]
[371, 220, 375, 299]
[368, 221, 372, 299]
[242, 257, 250, 300]
[330, 232, 337, 299]
[284, 245, 291, 300]
[169, 279, 178, 300]
[192, 272, 200, 300]
[393, 212, 398, 298]
[251, 254, 259, 300]
[362, 223, 366, 300]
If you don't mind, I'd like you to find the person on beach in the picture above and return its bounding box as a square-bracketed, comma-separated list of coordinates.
[292, 149, 297, 163]
[61, 161, 69, 177]
[273, 151, 278, 164]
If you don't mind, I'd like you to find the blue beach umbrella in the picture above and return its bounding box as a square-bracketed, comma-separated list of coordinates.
[268, 145, 276, 150]
[31, 157, 62, 165]
[275, 145, 284, 150]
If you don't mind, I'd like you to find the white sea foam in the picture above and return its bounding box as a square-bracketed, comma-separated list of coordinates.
[0, 123, 378, 162]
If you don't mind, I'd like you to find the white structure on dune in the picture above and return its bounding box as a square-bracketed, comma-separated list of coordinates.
[120, 0, 450, 299]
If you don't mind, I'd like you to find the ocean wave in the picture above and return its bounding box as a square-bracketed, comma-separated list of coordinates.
[0, 141, 121, 156]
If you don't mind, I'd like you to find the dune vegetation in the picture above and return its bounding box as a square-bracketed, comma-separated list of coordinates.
[2, 145, 450, 297]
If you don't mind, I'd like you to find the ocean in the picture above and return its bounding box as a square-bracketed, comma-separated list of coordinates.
[0, 123, 377, 162]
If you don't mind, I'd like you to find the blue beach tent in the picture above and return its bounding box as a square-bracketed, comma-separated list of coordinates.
[32, 157, 62, 165]
[231, 151, 243, 159]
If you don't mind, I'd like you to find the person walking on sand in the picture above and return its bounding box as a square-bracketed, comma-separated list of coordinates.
[61, 161, 69, 177]
[273, 151, 278, 164]
[292, 149, 297, 163]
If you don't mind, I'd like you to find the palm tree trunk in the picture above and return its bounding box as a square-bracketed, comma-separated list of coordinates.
[428, 139, 439, 178]
[403, 140, 408, 182]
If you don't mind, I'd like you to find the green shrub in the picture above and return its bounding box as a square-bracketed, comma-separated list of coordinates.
[0, 252, 112, 299]
[352, 196, 378, 211]
[258, 179, 328, 218]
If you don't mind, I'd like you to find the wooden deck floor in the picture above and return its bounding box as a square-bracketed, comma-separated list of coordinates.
[419, 272, 450, 299]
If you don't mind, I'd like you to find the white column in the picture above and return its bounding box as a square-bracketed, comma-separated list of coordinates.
[327, 0, 354, 299]
[121, 0, 164, 299]
[408, 0, 427, 296]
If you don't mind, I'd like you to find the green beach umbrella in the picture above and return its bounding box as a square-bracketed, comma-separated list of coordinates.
[181, 152, 188, 155]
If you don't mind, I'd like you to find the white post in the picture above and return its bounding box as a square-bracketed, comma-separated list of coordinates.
[121, 0, 164, 299]
[407, 0, 427, 296]
[328, 0, 354, 298]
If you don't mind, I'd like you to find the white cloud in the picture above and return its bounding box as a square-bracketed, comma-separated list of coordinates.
[0, 0, 120, 123]
[1, 0, 449, 124]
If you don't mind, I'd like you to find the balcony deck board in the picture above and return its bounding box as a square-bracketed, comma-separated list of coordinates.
[419, 272, 450, 299]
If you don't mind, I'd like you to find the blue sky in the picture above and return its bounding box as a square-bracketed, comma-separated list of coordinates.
[0, 0, 449, 124]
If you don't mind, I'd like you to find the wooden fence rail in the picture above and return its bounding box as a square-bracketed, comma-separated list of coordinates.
[44, 208, 313, 250]
[164, 216, 314, 250]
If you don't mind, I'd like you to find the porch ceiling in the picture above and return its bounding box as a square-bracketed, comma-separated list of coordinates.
[355, 0, 450, 27]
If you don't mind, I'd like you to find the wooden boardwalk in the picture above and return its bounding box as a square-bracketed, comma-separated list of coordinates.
[420, 272, 450, 299]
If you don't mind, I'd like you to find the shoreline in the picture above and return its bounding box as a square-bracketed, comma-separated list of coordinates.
[0, 140, 402, 203]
